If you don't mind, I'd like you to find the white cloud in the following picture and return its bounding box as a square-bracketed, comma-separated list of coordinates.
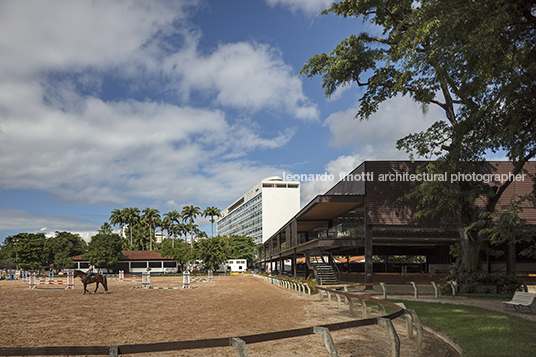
[0, 93, 294, 206]
[324, 96, 443, 158]
[0, 209, 99, 241]
[299, 154, 365, 205]
[0, 0, 191, 81]
[265, 0, 333, 15]
[299, 97, 445, 205]
[0, 0, 315, 211]
[164, 41, 318, 120]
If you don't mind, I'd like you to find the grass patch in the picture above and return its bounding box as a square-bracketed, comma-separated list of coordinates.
[385, 299, 536, 357]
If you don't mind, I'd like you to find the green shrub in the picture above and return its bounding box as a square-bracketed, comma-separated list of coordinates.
[491, 273, 523, 294]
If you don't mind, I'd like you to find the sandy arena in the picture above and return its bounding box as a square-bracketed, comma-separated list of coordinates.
[0, 275, 451, 356]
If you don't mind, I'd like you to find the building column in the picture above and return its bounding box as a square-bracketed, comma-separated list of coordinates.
[365, 224, 373, 288]
[304, 255, 309, 280]
[292, 249, 297, 278]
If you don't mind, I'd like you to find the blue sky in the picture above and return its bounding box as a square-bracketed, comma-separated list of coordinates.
[0, 0, 447, 243]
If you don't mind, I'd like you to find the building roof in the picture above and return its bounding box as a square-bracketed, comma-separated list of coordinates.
[72, 250, 173, 261]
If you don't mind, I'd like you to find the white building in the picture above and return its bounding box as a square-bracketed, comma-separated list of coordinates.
[223, 259, 248, 273]
[217, 176, 300, 244]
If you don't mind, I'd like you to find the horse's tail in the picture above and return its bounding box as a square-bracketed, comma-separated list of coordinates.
[103, 275, 108, 291]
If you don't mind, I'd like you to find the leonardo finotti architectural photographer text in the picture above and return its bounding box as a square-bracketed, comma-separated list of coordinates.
[283, 171, 527, 184]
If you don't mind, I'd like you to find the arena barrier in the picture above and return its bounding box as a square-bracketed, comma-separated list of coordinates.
[28, 272, 74, 290]
[252, 273, 312, 295]
[102, 271, 141, 282]
[132, 272, 181, 290]
[190, 270, 214, 283]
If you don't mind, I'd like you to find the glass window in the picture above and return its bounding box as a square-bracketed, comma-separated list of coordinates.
[131, 262, 147, 268]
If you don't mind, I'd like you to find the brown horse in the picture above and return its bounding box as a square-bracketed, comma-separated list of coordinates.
[74, 270, 108, 294]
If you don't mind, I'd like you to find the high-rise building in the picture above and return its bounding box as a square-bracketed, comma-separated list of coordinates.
[217, 176, 300, 244]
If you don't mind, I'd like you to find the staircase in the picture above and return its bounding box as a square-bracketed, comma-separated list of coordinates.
[305, 249, 339, 285]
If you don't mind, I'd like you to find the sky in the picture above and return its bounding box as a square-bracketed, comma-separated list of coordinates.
[0, 0, 448, 243]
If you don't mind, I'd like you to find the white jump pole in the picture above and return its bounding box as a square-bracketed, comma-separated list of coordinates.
[142, 271, 151, 289]
[66, 270, 74, 290]
[182, 270, 190, 288]
[29, 273, 36, 289]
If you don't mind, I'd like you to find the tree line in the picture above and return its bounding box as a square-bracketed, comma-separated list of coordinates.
[1, 204, 258, 272]
[0, 227, 257, 273]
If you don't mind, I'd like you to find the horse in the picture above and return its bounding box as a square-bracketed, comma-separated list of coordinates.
[74, 270, 108, 294]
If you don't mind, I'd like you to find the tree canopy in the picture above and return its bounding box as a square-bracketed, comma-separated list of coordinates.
[3, 233, 47, 270]
[83, 232, 123, 271]
[194, 236, 230, 271]
[301, 0, 536, 273]
[44, 231, 87, 270]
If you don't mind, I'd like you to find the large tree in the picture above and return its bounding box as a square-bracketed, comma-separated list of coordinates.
[158, 237, 192, 272]
[44, 231, 87, 270]
[195, 236, 230, 271]
[4, 233, 47, 270]
[83, 232, 123, 272]
[300, 0, 536, 273]
[227, 235, 257, 268]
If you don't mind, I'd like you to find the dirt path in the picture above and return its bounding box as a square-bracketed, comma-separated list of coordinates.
[0, 275, 452, 356]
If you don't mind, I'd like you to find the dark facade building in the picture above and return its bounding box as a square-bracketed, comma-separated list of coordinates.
[258, 161, 536, 283]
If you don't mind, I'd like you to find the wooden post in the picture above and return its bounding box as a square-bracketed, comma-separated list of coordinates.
[380, 282, 387, 299]
[431, 281, 439, 298]
[410, 281, 418, 299]
[232, 337, 248, 357]
[313, 327, 339, 357]
[344, 285, 354, 314]
[406, 309, 423, 351]
[357, 298, 367, 318]
[377, 318, 400, 357]
[109, 346, 119, 357]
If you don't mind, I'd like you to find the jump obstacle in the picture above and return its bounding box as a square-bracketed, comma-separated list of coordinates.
[28, 272, 74, 290]
[132, 270, 214, 289]
[106, 270, 142, 283]
[132, 272, 181, 289]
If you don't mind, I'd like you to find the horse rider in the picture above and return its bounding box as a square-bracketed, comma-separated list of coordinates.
[85, 263, 96, 279]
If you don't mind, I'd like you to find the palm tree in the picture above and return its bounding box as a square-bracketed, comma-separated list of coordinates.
[124, 207, 140, 249]
[195, 228, 208, 240]
[178, 222, 190, 241]
[203, 206, 221, 238]
[181, 205, 201, 247]
[163, 210, 182, 247]
[142, 207, 161, 251]
[109, 208, 125, 236]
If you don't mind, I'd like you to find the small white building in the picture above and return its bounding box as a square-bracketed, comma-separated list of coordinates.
[218, 259, 247, 273]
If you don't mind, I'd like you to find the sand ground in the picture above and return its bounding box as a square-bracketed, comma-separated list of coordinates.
[0, 275, 452, 356]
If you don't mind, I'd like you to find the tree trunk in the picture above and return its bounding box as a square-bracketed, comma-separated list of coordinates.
[507, 238, 516, 275]
[459, 228, 481, 273]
